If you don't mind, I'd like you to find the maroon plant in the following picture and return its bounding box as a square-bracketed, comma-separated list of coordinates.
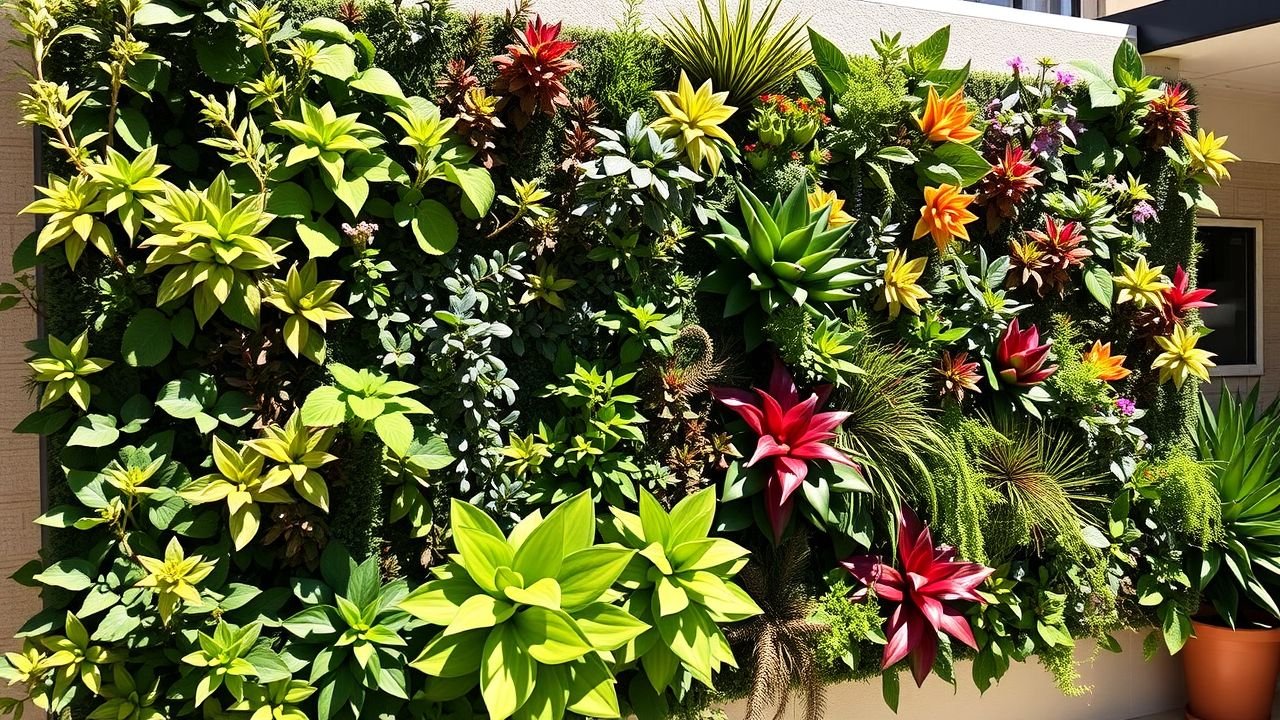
[1012, 215, 1091, 297]
[975, 144, 1042, 231]
[491, 15, 581, 129]
[995, 317, 1057, 387]
[711, 360, 855, 541]
[840, 507, 993, 686]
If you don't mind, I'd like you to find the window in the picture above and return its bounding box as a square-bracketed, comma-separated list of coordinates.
[1196, 219, 1263, 375]
[968, 0, 1082, 16]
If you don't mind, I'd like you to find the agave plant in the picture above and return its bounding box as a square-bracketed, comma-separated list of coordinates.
[659, 0, 812, 107]
[1192, 385, 1280, 626]
[701, 182, 871, 348]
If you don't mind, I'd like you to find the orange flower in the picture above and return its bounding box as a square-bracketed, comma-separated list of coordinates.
[914, 184, 978, 253]
[914, 87, 981, 144]
[1082, 341, 1130, 382]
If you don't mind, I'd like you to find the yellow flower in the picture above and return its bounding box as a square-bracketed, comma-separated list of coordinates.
[808, 188, 856, 228]
[914, 86, 981, 144]
[878, 249, 931, 319]
[651, 71, 737, 175]
[1152, 324, 1216, 388]
[1113, 256, 1172, 309]
[1181, 129, 1239, 185]
[913, 184, 978, 253]
[136, 537, 217, 624]
[1081, 341, 1130, 382]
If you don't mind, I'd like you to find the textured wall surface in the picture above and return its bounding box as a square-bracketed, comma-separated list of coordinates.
[724, 631, 1184, 720]
[454, 0, 1131, 72]
[0, 20, 43, 656]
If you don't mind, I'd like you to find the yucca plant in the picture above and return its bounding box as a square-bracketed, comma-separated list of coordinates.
[1192, 384, 1280, 627]
[659, 0, 812, 108]
[701, 182, 871, 348]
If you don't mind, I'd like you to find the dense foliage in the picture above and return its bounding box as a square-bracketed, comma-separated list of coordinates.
[0, 0, 1252, 717]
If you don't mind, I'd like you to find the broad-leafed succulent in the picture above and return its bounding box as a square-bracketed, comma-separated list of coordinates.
[701, 182, 871, 348]
[573, 112, 702, 233]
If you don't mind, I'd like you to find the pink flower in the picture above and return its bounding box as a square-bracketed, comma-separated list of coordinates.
[711, 360, 856, 541]
[841, 507, 994, 686]
[995, 317, 1058, 386]
[1006, 56, 1029, 74]
[1053, 68, 1078, 87]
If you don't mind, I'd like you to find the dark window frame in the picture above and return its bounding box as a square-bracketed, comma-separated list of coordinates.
[1197, 218, 1264, 376]
[969, 0, 1082, 17]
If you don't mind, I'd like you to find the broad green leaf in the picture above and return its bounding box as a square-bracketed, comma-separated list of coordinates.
[908, 25, 950, 73]
[513, 607, 592, 665]
[573, 603, 648, 651]
[121, 309, 173, 367]
[412, 627, 486, 678]
[412, 199, 459, 255]
[806, 28, 849, 97]
[557, 546, 634, 611]
[480, 624, 534, 720]
[1084, 265, 1114, 309]
[442, 165, 495, 220]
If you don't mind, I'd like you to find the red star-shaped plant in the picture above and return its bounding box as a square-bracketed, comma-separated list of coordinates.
[840, 507, 994, 686]
[711, 360, 855, 541]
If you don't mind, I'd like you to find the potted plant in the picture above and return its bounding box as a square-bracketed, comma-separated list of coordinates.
[1183, 385, 1280, 720]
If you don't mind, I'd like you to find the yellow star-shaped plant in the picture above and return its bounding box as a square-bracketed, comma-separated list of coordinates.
[1113, 256, 1172, 309]
[1152, 324, 1216, 388]
[651, 71, 737, 175]
[1181, 128, 1239, 185]
[879, 249, 931, 319]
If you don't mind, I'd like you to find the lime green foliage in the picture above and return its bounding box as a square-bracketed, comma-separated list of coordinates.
[141, 174, 283, 328]
[26, 331, 111, 410]
[767, 308, 865, 388]
[135, 537, 218, 625]
[1044, 317, 1112, 421]
[179, 436, 293, 550]
[401, 493, 646, 720]
[300, 363, 430, 453]
[22, 174, 113, 269]
[812, 579, 883, 680]
[263, 261, 353, 363]
[835, 55, 907, 147]
[1141, 449, 1221, 546]
[86, 146, 167, 239]
[933, 407, 1000, 563]
[246, 412, 339, 512]
[602, 489, 760, 693]
[1037, 645, 1087, 697]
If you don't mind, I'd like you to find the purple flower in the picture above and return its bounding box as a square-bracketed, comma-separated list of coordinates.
[1053, 68, 1078, 87]
[1030, 123, 1064, 155]
[1006, 56, 1029, 74]
[1116, 398, 1137, 416]
[1132, 201, 1157, 224]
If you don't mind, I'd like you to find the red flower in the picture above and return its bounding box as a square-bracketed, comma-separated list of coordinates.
[976, 144, 1043, 231]
[1142, 83, 1196, 149]
[1020, 215, 1091, 297]
[840, 507, 993, 686]
[711, 360, 855, 541]
[935, 351, 982, 403]
[491, 16, 582, 129]
[1163, 263, 1216, 319]
[995, 318, 1057, 386]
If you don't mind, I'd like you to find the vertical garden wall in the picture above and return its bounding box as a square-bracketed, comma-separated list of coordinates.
[0, 0, 1252, 718]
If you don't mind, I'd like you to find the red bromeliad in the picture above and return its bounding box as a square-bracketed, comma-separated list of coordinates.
[1142, 82, 1196, 149]
[840, 507, 993, 686]
[711, 360, 856, 541]
[1164, 263, 1216, 320]
[491, 16, 581, 129]
[995, 317, 1057, 386]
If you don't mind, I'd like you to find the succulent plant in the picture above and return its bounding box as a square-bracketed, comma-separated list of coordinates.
[491, 15, 581, 129]
[701, 182, 871, 348]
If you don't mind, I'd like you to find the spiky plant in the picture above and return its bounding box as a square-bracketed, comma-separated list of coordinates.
[435, 58, 479, 110]
[560, 95, 601, 171]
[829, 329, 944, 531]
[725, 533, 828, 720]
[491, 15, 582, 129]
[971, 418, 1106, 559]
[459, 11, 490, 64]
[456, 87, 505, 168]
[659, 0, 813, 107]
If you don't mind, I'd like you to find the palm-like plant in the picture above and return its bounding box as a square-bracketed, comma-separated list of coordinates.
[1193, 385, 1280, 626]
[659, 0, 813, 107]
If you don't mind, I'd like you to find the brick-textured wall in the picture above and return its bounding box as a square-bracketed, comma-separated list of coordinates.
[0, 20, 43, 654]
[1202, 160, 1280, 401]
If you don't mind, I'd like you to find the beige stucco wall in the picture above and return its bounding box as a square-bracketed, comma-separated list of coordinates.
[725, 631, 1183, 720]
[0, 20, 44, 656]
[457, 0, 1131, 72]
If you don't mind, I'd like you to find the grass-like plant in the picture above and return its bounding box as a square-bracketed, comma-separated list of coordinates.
[659, 0, 813, 108]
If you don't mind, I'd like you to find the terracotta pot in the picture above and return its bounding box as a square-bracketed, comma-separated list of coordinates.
[1184, 618, 1280, 720]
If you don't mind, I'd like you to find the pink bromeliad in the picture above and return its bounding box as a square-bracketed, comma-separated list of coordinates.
[711, 360, 856, 541]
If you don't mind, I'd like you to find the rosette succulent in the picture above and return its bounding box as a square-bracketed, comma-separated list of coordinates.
[701, 182, 871, 348]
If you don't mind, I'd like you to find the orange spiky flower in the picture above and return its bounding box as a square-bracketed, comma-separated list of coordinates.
[1142, 82, 1196, 149]
[1082, 341, 1130, 382]
[914, 86, 981, 144]
[913, 184, 978, 254]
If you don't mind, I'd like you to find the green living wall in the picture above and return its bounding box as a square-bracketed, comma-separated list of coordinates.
[0, 0, 1250, 717]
